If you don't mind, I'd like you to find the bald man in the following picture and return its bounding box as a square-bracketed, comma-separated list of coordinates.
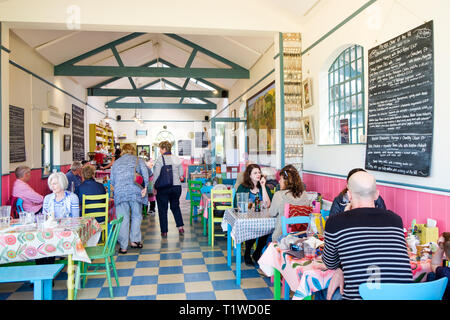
[322, 171, 413, 300]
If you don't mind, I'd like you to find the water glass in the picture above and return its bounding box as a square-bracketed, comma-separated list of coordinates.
[304, 244, 315, 260]
[236, 192, 249, 214]
[0, 206, 11, 227]
[36, 214, 46, 230]
[19, 211, 34, 225]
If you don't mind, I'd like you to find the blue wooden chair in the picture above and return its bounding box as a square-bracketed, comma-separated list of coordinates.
[320, 209, 330, 220]
[279, 203, 311, 300]
[16, 198, 24, 214]
[359, 277, 448, 300]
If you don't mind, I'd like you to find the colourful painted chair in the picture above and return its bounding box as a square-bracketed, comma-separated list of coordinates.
[209, 189, 233, 248]
[359, 277, 448, 300]
[188, 180, 203, 226]
[16, 198, 25, 214]
[277, 203, 311, 300]
[81, 193, 109, 245]
[74, 216, 124, 299]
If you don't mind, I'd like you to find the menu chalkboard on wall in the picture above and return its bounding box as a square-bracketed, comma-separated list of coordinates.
[365, 21, 434, 177]
[72, 104, 85, 161]
[9, 105, 26, 163]
[178, 140, 192, 156]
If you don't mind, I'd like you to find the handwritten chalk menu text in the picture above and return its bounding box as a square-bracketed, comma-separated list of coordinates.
[9, 105, 26, 163]
[178, 140, 192, 156]
[365, 21, 434, 177]
[72, 104, 85, 161]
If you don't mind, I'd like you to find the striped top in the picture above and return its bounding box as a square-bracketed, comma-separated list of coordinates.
[322, 207, 413, 300]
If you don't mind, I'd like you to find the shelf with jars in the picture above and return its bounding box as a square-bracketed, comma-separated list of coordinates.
[282, 33, 304, 171]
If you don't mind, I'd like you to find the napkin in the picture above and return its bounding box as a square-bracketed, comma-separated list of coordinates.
[304, 237, 324, 249]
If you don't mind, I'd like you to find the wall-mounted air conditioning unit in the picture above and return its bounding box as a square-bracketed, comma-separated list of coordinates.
[42, 108, 64, 127]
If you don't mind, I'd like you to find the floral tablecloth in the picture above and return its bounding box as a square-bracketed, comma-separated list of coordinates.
[258, 242, 432, 300]
[0, 217, 102, 264]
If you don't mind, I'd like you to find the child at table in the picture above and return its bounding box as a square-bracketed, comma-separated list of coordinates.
[429, 232, 450, 300]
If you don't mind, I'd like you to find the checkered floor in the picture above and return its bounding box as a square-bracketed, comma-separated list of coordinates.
[0, 186, 274, 300]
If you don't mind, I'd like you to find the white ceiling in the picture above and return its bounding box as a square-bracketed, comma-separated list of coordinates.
[10, 0, 320, 108]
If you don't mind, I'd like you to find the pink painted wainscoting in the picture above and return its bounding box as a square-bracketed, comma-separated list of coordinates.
[303, 173, 450, 233]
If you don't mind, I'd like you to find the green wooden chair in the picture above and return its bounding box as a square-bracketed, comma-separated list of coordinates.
[74, 216, 124, 299]
[188, 180, 204, 226]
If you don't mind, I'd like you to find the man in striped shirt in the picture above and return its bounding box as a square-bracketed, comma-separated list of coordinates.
[322, 171, 413, 300]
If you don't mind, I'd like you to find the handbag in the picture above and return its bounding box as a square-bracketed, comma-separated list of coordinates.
[154, 155, 173, 189]
[134, 156, 144, 190]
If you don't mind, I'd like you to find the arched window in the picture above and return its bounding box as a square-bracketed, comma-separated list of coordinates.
[328, 45, 365, 144]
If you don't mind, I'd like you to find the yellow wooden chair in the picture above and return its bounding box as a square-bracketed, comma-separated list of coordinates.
[209, 189, 233, 248]
[82, 193, 109, 246]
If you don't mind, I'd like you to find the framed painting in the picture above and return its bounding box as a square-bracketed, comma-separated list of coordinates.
[246, 81, 276, 154]
[302, 78, 313, 109]
[301, 115, 314, 144]
[64, 113, 71, 128]
[63, 134, 71, 151]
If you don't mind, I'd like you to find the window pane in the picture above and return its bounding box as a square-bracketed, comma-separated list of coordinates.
[351, 129, 357, 143]
[351, 80, 356, 94]
[346, 97, 351, 112]
[357, 58, 363, 73]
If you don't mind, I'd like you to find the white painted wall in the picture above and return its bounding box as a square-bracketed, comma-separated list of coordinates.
[114, 108, 210, 160]
[301, 0, 450, 190]
[226, 42, 276, 167]
[7, 30, 107, 172]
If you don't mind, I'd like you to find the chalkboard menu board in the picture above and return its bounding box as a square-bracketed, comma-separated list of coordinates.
[195, 132, 208, 148]
[72, 104, 85, 161]
[365, 21, 434, 177]
[9, 105, 26, 163]
[178, 140, 192, 156]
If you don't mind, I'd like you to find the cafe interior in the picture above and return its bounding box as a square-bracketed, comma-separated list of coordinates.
[0, 0, 448, 302]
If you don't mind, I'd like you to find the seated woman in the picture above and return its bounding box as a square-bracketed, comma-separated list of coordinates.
[37, 172, 79, 265]
[269, 165, 313, 242]
[76, 165, 107, 222]
[431, 232, 450, 300]
[234, 164, 273, 266]
[329, 168, 386, 217]
[43, 172, 80, 219]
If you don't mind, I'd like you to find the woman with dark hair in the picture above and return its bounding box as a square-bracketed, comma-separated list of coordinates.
[430, 232, 450, 300]
[234, 164, 273, 266]
[329, 168, 386, 217]
[269, 165, 312, 242]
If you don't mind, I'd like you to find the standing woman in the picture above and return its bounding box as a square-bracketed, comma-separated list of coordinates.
[110, 144, 149, 254]
[269, 165, 312, 242]
[153, 141, 185, 237]
[234, 164, 273, 266]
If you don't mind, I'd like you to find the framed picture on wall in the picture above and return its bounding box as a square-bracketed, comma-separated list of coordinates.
[301, 115, 314, 144]
[64, 113, 71, 128]
[302, 78, 313, 109]
[63, 134, 71, 151]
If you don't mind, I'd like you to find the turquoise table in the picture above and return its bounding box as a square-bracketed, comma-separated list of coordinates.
[0, 264, 65, 300]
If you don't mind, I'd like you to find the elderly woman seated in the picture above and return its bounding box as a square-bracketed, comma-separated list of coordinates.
[77, 165, 107, 222]
[43, 172, 79, 218]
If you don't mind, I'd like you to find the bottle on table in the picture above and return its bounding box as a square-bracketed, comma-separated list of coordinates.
[255, 194, 261, 212]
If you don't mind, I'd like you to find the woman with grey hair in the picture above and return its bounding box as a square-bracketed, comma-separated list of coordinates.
[110, 143, 149, 254]
[42, 172, 79, 218]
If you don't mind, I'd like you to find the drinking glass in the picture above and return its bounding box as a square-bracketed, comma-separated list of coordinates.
[236, 192, 249, 214]
[304, 244, 315, 260]
[36, 214, 45, 230]
[0, 206, 11, 227]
